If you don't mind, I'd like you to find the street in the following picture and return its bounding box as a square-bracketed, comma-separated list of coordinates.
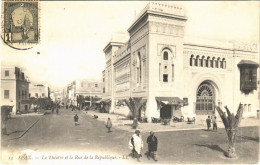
[1, 108, 259, 164]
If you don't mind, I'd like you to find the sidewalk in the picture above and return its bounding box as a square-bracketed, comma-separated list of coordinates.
[85, 110, 260, 133]
[1, 114, 43, 141]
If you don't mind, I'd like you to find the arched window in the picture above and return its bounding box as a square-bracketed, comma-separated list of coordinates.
[201, 56, 205, 67]
[206, 57, 210, 67]
[216, 57, 221, 68]
[163, 51, 168, 60]
[190, 55, 194, 66]
[222, 58, 226, 69]
[136, 52, 142, 84]
[211, 57, 215, 68]
[195, 55, 200, 67]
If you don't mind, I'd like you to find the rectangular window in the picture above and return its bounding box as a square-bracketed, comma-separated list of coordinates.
[5, 70, 9, 77]
[163, 74, 168, 82]
[248, 104, 251, 112]
[4, 90, 9, 99]
[36, 93, 38, 98]
[244, 104, 248, 112]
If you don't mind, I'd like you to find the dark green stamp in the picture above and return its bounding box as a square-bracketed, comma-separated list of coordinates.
[2, 0, 39, 49]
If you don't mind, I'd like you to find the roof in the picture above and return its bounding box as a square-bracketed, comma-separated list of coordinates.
[155, 97, 183, 105]
[237, 60, 259, 67]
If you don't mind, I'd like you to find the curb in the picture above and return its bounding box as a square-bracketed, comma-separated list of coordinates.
[10, 116, 43, 140]
[84, 111, 259, 133]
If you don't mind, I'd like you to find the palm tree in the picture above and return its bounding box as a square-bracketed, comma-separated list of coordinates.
[215, 104, 243, 158]
[123, 97, 147, 128]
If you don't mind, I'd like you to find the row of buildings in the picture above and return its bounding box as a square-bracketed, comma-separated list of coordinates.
[101, 2, 259, 121]
[65, 79, 103, 107]
[1, 66, 50, 114]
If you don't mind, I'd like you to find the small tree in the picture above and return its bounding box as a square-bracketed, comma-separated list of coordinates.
[215, 104, 243, 158]
[123, 97, 147, 127]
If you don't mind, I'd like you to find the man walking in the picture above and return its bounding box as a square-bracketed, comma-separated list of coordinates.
[74, 114, 79, 126]
[106, 117, 112, 133]
[206, 116, 211, 130]
[129, 130, 143, 162]
[147, 131, 158, 161]
[212, 116, 217, 131]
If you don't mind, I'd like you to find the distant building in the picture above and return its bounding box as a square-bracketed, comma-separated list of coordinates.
[1, 66, 30, 114]
[50, 90, 63, 102]
[102, 2, 259, 121]
[29, 84, 49, 98]
[67, 80, 102, 107]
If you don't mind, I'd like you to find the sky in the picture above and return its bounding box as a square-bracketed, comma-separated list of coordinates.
[1, 1, 259, 90]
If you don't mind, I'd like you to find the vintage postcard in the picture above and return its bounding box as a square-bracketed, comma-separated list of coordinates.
[1, 1, 259, 165]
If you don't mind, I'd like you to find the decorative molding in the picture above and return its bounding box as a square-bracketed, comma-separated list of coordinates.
[157, 43, 176, 57]
[149, 21, 184, 36]
[131, 23, 149, 46]
[233, 42, 258, 52]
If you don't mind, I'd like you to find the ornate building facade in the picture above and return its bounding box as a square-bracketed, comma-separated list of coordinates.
[102, 2, 259, 121]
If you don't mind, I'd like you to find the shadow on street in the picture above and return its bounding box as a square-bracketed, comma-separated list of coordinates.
[194, 144, 226, 156]
[237, 135, 259, 143]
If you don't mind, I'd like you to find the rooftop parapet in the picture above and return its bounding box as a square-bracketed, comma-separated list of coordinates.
[184, 36, 259, 53]
[128, 2, 187, 32]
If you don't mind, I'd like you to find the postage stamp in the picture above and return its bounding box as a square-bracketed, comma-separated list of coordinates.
[1, 0, 40, 50]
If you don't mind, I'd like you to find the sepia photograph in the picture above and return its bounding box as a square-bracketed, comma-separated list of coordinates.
[1, 1, 259, 164]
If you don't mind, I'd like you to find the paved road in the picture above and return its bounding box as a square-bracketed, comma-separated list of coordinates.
[1, 108, 259, 164]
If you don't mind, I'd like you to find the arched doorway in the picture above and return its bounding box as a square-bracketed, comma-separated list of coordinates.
[196, 82, 215, 114]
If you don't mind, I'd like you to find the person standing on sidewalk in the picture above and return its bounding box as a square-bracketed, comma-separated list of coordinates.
[212, 116, 218, 131]
[206, 116, 211, 130]
[106, 117, 112, 133]
[146, 131, 158, 161]
[129, 130, 143, 162]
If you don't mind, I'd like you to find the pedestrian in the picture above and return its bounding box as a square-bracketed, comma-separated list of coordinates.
[72, 106, 74, 111]
[206, 116, 211, 130]
[147, 131, 158, 161]
[212, 116, 217, 131]
[74, 114, 79, 126]
[106, 117, 112, 133]
[129, 130, 143, 162]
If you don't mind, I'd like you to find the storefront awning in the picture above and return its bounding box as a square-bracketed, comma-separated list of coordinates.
[156, 97, 184, 105]
[95, 100, 102, 104]
[237, 60, 259, 67]
[96, 98, 111, 103]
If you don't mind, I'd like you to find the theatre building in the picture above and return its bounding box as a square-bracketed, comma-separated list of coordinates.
[102, 2, 259, 122]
